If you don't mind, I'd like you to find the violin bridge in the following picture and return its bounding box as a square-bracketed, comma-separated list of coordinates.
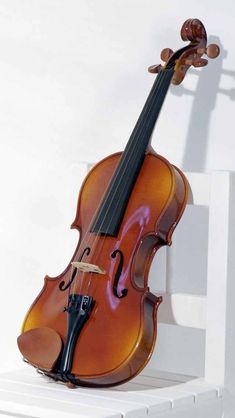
[71, 261, 106, 275]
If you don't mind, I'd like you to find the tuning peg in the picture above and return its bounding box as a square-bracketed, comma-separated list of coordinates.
[197, 43, 220, 59]
[148, 48, 174, 74]
[183, 58, 208, 67]
[192, 58, 208, 67]
[160, 48, 173, 62]
[148, 64, 163, 74]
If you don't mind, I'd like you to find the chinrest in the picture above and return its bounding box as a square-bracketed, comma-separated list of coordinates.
[17, 327, 62, 371]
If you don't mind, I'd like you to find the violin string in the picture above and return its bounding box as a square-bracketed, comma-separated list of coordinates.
[70, 72, 166, 288]
[71, 68, 172, 297]
[72, 68, 172, 298]
[82, 70, 171, 296]
[69, 72, 165, 294]
[70, 68, 173, 296]
[85, 69, 174, 298]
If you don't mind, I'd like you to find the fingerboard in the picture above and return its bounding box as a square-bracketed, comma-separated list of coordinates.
[90, 67, 174, 236]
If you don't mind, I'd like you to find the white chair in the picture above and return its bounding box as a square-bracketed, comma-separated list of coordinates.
[0, 170, 234, 418]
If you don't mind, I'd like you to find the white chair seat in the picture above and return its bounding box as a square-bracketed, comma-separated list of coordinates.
[0, 367, 223, 418]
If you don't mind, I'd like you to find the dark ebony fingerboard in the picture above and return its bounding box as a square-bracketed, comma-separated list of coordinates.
[90, 67, 174, 236]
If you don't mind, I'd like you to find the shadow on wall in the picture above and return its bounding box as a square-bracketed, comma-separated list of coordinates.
[170, 36, 235, 173]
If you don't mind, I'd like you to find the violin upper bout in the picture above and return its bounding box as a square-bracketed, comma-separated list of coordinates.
[70, 153, 122, 232]
[156, 165, 189, 245]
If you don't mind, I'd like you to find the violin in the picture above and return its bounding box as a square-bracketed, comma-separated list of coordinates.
[18, 19, 220, 388]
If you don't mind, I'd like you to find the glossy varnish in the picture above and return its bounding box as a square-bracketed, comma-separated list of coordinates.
[22, 150, 188, 386]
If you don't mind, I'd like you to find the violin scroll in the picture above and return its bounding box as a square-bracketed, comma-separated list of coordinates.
[148, 18, 220, 85]
[180, 18, 206, 42]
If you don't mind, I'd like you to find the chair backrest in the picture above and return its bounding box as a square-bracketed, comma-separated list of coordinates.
[146, 170, 235, 392]
[86, 164, 235, 390]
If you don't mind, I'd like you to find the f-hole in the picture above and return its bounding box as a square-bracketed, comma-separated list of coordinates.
[59, 247, 91, 291]
[111, 249, 128, 298]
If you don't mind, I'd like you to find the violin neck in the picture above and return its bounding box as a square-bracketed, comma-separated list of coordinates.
[91, 67, 174, 236]
[125, 67, 174, 156]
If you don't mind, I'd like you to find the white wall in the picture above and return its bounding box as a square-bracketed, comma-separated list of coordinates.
[0, 0, 234, 372]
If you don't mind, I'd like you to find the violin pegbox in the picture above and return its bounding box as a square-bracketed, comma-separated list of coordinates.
[148, 18, 220, 85]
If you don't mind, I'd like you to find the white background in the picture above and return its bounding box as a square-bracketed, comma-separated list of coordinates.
[0, 0, 234, 375]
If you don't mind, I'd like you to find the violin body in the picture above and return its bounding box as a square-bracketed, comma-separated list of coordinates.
[22, 150, 188, 386]
[18, 19, 220, 388]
